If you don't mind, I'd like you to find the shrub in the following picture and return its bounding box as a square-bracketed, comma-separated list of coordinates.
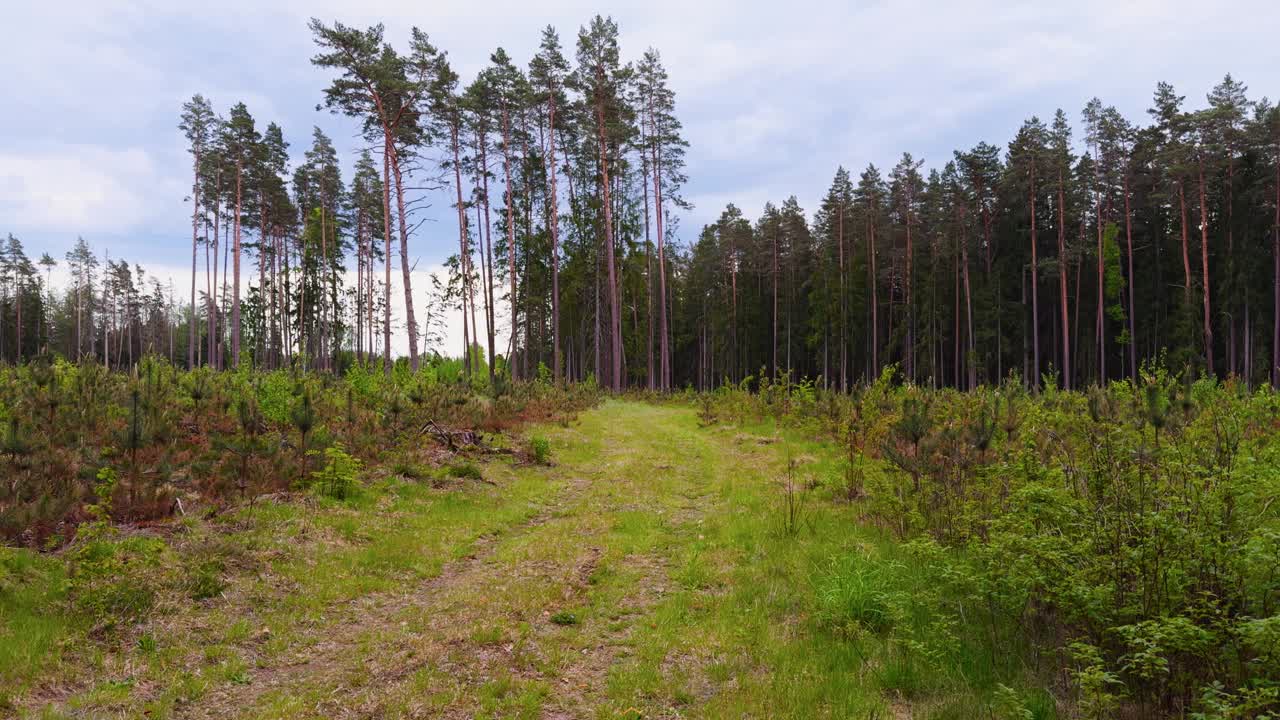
[311, 444, 361, 501]
[528, 436, 552, 465]
[446, 462, 483, 482]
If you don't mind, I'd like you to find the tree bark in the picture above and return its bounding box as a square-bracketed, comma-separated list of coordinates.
[1058, 173, 1070, 390]
[382, 137, 394, 376]
[547, 98, 562, 385]
[1124, 173, 1136, 381]
[1198, 159, 1214, 376]
[189, 150, 199, 369]
[1030, 163, 1040, 390]
[389, 145, 420, 371]
[594, 91, 622, 391]
[232, 159, 242, 367]
[500, 105, 519, 382]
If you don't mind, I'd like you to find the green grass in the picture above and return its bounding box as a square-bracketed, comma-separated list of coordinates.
[5, 400, 1049, 718]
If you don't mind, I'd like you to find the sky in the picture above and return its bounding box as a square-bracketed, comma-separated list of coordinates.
[2, 0, 1278, 353]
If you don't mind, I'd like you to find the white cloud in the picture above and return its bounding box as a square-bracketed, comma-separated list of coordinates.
[0, 146, 180, 234]
[5, 0, 1280, 269]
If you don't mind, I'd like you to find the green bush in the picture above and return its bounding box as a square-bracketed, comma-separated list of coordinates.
[311, 444, 361, 500]
[528, 436, 551, 465]
[446, 462, 483, 482]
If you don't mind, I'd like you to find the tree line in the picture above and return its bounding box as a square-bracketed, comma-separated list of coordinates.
[171, 15, 691, 392]
[3, 18, 1276, 391]
[687, 77, 1280, 391]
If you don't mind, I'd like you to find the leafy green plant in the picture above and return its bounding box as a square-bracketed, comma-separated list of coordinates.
[549, 611, 578, 626]
[290, 386, 316, 480]
[311, 444, 361, 500]
[528, 436, 551, 465]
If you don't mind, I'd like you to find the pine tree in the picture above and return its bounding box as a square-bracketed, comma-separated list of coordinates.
[179, 94, 217, 369]
[574, 15, 632, 391]
[529, 26, 571, 384]
[221, 102, 260, 368]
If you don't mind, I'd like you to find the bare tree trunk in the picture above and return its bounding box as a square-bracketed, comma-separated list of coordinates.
[641, 111, 654, 390]
[838, 203, 846, 391]
[1274, 161, 1279, 386]
[1058, 173, 1070, 390]
[382, 137, 394, 376]
[595, 96, 622, 391]
[355, 208, 363, 364]
[450, 123, 473, 378]
[476, 131, 497, 386]
[905, 194, 915, 383]
[961, 227, 976, 389]
[772, 228, 779, 379]
[653, 137, 670, 390]
[232, 160, 242, 367]
[1228, 154, 1237, 376]
[644, 178, 655, 389]
[1095, 188, 1104, 384]
[389, 145, 420, 371]
[1124, 174, 1137, 381]
[500, 106, 519, 382]
[870, 210, 880, 379]
[1198, 159, 1214, 376]
[1179, 180, 1192, 297]
[209, 179, 220, 368]
[1030, 166, 1040, 390]
[189, 150, 200, 368]
[548, 110, 562, 384]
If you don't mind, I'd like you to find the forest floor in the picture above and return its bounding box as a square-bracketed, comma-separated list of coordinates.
[13, 401, 933, 719]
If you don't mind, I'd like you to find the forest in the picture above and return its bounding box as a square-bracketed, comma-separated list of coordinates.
[1, 12, 1279, 720]
[0, 20, 1274, 392]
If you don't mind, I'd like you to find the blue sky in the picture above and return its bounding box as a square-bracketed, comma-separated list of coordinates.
[3, 0, 1278, 343]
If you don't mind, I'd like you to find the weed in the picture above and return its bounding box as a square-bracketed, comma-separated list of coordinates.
[446, 462, 483, 482]
[528, 436, 552, 465]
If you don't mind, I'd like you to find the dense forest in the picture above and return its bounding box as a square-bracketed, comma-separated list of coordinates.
[0, 17, 1276, 391]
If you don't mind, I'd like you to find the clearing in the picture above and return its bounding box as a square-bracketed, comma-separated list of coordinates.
[18, 401, 911, 719]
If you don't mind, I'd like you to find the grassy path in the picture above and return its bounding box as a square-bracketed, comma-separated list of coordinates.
[20, 401, 898, 719]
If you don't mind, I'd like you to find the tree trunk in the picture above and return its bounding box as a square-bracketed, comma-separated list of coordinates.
[1095, 188, 1104, 384]
[1058, 173, 1070, 390]
[772, 228, 779, 380]
[905, 196, 915, 383]
[962, 228, 975, 389]
[389, 145, 420, 371]
[870, 210, 880, 379]
[189, 150, 199, 369]
[595, 95, 622, 391]
[838, 203, 846, 391]
[653, 139, 670, 390]
[450, 123, 473, 378]
[382, 137, 394, 376]
[1030, 165, 1040, 390]
[1198, 160, 1214, 376]
[1124, 173, 1137, 381]
[501, 106, 519, 382]
[1179, 180, 1191, 297]
[232, 160, 242, 367]
[1273, 160, 1279, 386]
[547, 98, 562, 385]
[476, 131, 497, 386]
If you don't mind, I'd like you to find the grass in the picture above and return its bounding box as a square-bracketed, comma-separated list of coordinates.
[5, 401, 1047, 718]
